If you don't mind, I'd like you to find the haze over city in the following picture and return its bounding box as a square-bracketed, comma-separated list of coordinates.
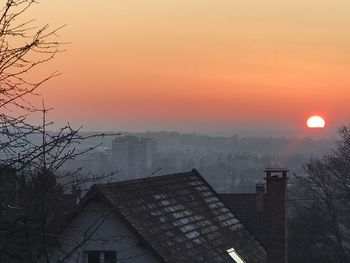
[2, 1, 350, 262]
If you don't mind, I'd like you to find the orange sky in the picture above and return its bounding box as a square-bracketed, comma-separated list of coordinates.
[26, 0, 350, 136]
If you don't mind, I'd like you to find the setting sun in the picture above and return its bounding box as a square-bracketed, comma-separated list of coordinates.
[307, 116, 326, 128]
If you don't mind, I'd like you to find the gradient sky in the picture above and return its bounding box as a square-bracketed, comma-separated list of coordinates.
[27, 0, 350, 136]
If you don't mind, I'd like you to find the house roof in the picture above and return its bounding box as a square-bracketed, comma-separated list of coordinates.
[87, 169, 266, 263]
[219, 194, 266, 247]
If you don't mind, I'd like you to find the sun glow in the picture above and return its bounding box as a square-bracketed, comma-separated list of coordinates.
[307, 116, 326, 128]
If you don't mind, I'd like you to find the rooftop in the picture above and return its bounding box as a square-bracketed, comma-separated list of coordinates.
[219, 193, 266, 247]
[87, 169, 266, 263]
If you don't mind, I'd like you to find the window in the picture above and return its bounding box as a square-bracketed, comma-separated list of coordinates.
[227, 248, 246, 263]
[84, 251, 117, 263]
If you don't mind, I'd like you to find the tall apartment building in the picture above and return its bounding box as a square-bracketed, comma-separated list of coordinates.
[112, 135, 157, 179]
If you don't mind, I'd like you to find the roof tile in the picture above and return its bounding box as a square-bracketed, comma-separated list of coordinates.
[93, 170, 266, 263]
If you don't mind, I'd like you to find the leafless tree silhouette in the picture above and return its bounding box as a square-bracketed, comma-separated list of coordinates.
[0, 0, 64, 169]
[0, 1, 117, 262]
[289, 126, 350, 263]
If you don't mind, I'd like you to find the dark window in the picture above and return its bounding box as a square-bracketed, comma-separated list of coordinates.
[105, 251, 117, 263]
[87, 251, 100, 263]
[85, 251, 117, 263]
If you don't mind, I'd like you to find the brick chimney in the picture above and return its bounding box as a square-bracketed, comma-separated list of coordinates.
[255, 183, 265, 213]
[264, 168, 288, 263]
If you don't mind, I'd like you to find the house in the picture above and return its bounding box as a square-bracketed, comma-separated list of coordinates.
[219, 168, 288, 263]
[48, 169, 266, 263]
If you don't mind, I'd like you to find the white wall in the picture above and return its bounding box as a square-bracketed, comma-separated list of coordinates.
[48, 200, 160, 263]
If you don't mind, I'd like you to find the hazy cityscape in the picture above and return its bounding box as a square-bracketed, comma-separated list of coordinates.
[60, 132, 335, 192]
[1, 1, 349, 262]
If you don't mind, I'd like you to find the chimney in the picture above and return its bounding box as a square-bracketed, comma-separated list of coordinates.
[71, 176, 82, 204]
[264, 168, 288, 263]
[255, 183, 265, 213]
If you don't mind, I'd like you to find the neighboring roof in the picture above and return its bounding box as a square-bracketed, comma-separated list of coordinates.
[219, 194, 266, 246]
[86, 169, 266, 263]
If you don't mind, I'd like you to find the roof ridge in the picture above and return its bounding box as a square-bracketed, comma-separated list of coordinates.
[95, 169, 196, 187]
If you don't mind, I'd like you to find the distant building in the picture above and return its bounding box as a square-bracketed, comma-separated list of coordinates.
[111, 135, 157, 179]
[81, 151, 110, 175]
[142, 137, 157, 169]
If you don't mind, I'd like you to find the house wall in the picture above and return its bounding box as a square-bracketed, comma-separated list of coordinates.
[48, 200, 160, 263]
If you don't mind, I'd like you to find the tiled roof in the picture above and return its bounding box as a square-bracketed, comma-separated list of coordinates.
[219, 194, 266, 246]
[89, 169, 266, 263]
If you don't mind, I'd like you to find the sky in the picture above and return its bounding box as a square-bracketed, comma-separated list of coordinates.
[27, 0, 350, 136]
